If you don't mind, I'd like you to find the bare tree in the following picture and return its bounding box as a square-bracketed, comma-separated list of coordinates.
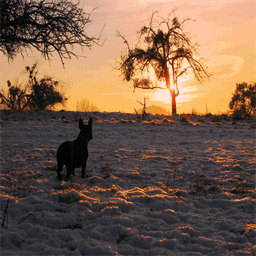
[0, 80, 31, 111]
[0, 0, 101, 65]
[24, 62, 67, 110]
[0, 62, 67, 110]
[134, 97, 150, 121]
[117, 10, 211, 115]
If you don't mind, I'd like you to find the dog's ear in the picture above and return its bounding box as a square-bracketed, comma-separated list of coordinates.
[88, 118, 93, 126]
[79, 118, 85, 130]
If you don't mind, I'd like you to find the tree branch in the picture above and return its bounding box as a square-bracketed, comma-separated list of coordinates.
[0, 0, 102, 66]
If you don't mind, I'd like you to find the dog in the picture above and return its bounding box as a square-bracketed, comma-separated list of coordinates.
[57, 118, 93, 181]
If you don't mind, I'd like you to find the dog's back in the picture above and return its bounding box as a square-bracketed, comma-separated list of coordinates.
[57, 118, 93, 181]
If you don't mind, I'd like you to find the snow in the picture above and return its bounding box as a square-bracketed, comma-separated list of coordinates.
[1, 110, 255, 255]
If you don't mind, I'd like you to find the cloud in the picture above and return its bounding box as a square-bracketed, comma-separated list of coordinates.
[207, 55, 244, 79]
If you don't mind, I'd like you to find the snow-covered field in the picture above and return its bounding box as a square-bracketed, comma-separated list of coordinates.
[1, 110, 255, 255]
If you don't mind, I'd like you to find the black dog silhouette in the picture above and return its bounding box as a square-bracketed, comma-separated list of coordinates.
[57, 118, 93, 181]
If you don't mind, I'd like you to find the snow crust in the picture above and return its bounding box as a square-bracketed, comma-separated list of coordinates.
[1, 110, 255, 255]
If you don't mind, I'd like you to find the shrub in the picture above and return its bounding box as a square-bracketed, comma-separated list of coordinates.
[0, 63, 67, 111]
[229, 82, 256, 119]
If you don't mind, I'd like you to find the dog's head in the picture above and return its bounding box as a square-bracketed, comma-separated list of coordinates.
[78, 118, 93, 142]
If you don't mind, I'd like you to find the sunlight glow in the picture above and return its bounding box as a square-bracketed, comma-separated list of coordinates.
[152, 69, 197, 105]
[153, 83, 198, 104]
[153, 89, 172, 104]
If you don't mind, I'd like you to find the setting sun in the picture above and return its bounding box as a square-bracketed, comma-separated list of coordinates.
[153, 89, 171, 104]
[152, 85, 200, 111]
[152, 72, 196, 106]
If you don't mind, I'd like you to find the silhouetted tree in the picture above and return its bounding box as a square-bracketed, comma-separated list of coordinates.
[0, 63, 67, 110]
[134, 97, 150, 121]
[229, 82, 256, 119]
[117, 10, 211, 115]
[25, 63, 67, 110]
[0, 80, 31, 110]
[0, 0, 101, 65]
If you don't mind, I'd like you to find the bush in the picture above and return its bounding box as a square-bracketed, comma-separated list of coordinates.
[75, 98, 99, 112]
[0, 63, 67, 111]
[229, 82, 256, 119]
[0, 80, 30, 111]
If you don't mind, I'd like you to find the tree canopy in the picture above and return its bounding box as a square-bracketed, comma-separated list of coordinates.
[229, 82, 256, 119]
[0, 63, 67, 111]
[0, 0, 101, 65]
[118, 10, 211, 114]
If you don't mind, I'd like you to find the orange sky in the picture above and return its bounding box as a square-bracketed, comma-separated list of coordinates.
[0, 0, 255, 114]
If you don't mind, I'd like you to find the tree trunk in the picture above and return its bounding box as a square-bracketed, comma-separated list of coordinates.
[165, 71, 177, 115]
[171, 90, 177, 115]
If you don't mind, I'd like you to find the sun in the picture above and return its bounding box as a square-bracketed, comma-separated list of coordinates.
[153, 85, 198, 106]
[153, 88, 172, 103]
[152, 74, 194, 103]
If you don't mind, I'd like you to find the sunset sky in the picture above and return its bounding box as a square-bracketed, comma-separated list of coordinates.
[0, 0, 255, 114]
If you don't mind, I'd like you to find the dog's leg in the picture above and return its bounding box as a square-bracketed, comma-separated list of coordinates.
[71, 148, 75, 176]
[66, 166, 72, 181]
[81, 161, 88, 178]
[57, 160, 63, 180]
[66, 161, 75, 181]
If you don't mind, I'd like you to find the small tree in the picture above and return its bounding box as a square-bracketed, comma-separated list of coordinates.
[0, 80, 31, 110]
[117, 10, 211, 115]
[25, 63, 67, 110]
[134, 97, 150, 121]
[0, 63, 67, 111]
[0, 0, 101, 65]
[229, 82, 256, 119]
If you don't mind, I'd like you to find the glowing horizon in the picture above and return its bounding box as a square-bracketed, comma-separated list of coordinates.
[0, 0, 255, 114]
